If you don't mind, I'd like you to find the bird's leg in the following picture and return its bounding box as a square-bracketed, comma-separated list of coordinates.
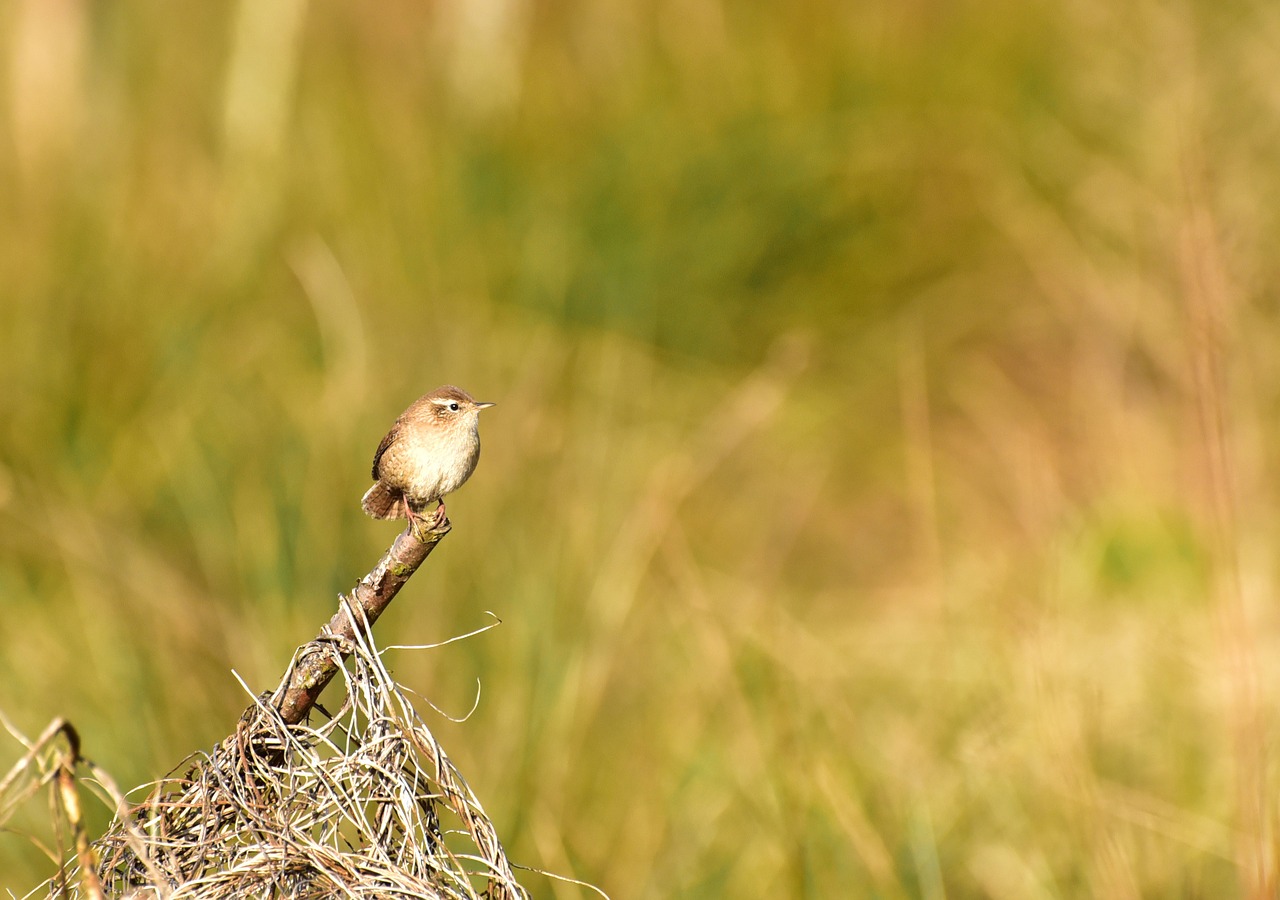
[430, 499, 447, 527]
[404, 499, 425, 535]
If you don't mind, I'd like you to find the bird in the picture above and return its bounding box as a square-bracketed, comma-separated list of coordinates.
[361, 385, 495, 532]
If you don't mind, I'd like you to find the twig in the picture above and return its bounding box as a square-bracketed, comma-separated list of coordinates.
[273, 518, 451, 725]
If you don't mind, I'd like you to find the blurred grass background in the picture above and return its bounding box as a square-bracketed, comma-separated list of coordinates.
[3, 0, 1280, 896]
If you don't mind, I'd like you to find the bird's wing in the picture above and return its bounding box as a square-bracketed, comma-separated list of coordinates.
[371, 423, 400, 479]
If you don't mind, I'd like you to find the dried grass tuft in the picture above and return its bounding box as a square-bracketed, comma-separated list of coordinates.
[102, 613, 525, 899]
[13, 599, 534, 899]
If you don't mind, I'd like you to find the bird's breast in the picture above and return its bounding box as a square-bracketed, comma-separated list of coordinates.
[388, 422, 480, 503]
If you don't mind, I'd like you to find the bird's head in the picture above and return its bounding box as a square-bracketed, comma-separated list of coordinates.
[426, 385, 495, 432]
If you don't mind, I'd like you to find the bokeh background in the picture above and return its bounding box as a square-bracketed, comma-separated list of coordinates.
[3, 0, 1280, 896]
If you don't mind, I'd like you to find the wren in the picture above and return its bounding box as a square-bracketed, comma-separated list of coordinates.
[361, 385, 494, 532]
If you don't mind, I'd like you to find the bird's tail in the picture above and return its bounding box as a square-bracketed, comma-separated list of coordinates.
[361, 481, 407, 520]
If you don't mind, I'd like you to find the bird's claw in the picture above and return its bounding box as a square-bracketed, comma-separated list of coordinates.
[407, 503, 450, 543]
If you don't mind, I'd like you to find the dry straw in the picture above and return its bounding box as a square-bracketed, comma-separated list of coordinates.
[2, 520, 585, 899]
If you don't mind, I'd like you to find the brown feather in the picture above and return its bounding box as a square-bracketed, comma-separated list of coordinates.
[361, 480, 406, 519]
[371, 422, 400, 479]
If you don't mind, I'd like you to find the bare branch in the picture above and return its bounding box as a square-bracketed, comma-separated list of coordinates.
[273, 518, 451, 725]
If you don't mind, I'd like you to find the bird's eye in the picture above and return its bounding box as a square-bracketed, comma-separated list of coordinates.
[449, 402, 460, 411]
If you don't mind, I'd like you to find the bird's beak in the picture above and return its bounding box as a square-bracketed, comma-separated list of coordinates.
[476, 401, 496, 409]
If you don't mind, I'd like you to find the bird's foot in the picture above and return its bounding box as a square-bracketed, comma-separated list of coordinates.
[407, 501, 450, 542]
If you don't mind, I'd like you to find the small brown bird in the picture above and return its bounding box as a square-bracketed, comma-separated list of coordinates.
[361, 385, 495, 531]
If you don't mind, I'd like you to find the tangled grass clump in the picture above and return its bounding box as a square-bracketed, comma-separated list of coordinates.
[4, 598, 543, 900]
[95, 610, 526, 899]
